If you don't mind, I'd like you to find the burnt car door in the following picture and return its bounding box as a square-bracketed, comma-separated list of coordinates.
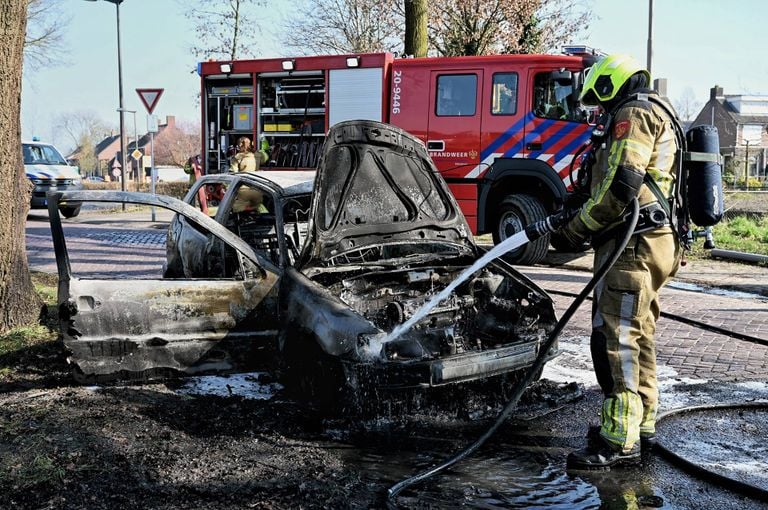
[167, 175, 290, 277]
[47, 190, 281, 381]
[165, 176, 231, 278]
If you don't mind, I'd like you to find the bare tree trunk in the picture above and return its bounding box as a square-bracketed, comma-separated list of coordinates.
[404, 0, 427, 57]
[230, 0, 240, 60]
[0, 0, 42, 332]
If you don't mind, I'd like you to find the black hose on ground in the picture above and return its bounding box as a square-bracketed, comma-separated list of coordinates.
[654, 402, 768, 502]
[386, 199, 641, 501]
[539, 273, 768, 501]
[544, 289, 768, 347]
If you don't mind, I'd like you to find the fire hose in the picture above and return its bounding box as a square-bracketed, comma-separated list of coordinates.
[387, 199, 641, 500]
[540, 288, 768, 501]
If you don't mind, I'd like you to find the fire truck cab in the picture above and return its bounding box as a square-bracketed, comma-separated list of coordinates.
[197, 48, 600, 264]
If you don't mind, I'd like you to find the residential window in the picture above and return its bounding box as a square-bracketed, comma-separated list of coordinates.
[491, 73, 518, 115]
[436, 74, 477, 116]
[742, 124, 763, 145]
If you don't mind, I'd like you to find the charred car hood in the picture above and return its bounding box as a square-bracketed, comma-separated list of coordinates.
[303, 121, 473, 263]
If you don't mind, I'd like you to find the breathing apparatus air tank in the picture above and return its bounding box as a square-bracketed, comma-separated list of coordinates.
[684, 125, 724, 227]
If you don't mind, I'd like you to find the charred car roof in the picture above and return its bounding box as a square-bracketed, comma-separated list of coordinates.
[194, 170, 315, 197]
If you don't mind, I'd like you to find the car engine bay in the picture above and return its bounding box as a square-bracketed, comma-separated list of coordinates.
[314, 264, 554, 361]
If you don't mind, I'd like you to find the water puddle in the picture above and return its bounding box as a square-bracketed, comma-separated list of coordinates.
[667, 280, 767, 300]
[174, 371, 282, 399]
[341, 441, 602, 509]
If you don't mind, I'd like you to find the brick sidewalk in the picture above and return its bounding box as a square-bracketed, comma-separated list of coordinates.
[544, 249, 768, 298]
[521, 265, 768, 383]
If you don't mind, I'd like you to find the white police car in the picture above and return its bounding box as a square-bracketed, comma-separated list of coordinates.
[24, 139, 83, 218]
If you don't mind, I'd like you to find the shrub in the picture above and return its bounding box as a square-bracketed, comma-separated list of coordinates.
[735, 177, 766, 189]
[82, 181, 190, 200]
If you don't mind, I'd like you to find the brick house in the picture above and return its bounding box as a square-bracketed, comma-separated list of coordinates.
[95, 134, 122, 178]
[67, 134, 121, 178]
[82, 116, 196, 182]
[117, 116, 196, 181]
[691, 86, 768, 181]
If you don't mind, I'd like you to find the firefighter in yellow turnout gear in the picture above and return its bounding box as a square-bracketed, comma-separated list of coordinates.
[561, 54, 683, 470]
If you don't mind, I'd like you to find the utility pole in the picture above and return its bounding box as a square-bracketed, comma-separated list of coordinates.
[647, 0, 654, 76]
[85, 0, 127, 206]
[150, 128, 156, 221]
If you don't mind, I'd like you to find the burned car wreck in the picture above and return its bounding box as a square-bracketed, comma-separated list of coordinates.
[48, 120, 558, 403]
[280, 121, 558, 395]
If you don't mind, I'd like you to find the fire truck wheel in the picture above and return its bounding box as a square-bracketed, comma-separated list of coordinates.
[492, 194, 549, 265]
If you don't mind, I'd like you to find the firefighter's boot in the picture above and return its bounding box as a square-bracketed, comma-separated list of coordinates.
[567, 435, 641, 471]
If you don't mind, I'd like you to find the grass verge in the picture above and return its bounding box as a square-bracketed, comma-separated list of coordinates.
[690, 215, 768, 259]
[0, 272, 63, 383]
[0, 272, 58, 359]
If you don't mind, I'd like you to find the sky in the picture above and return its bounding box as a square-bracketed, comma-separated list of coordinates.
[21, 0, 768, 152]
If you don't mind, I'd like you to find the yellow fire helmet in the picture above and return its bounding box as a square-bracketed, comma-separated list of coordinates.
[579, 54, 650, 106]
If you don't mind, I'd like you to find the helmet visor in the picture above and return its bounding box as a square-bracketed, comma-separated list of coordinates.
[578, 65, 599, 106]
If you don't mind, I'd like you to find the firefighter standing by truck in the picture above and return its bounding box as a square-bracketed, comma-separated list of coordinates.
[230, 136, 259, 172]
[559, 54, 684, 469]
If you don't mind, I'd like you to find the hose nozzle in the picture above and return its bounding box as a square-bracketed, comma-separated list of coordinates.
[524, 208, 578, 241]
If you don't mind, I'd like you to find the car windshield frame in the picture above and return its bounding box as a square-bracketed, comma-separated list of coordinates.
[23, 143, 68, 166]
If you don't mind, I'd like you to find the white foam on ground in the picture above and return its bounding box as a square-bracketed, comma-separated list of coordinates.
[541, 335, 598, 388]
[704, 459, 767, 476]
[543, 336, 768, 411]
[667, 280, 766, 301]
[176, 372, 282, 400]
[737, 380, 768, 392]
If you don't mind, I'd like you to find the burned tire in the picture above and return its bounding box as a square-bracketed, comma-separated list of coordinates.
[492, 194, 549, 265]
[59, 204, 81, 219]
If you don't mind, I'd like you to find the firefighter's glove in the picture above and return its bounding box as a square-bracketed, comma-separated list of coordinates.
[564, 190, 590, 211]
[559, 214, 592, 248]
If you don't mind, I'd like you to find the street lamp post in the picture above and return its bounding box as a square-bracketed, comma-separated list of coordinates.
[85, 0, 126, 196]
[647, 0, 654, 75]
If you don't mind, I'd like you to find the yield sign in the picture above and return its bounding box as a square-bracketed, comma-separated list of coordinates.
[136, 88, 164, 114]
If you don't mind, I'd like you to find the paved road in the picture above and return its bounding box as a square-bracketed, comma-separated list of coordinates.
[26, 208, 768, 384]
[26, 207, 172, 278]
[521, 266, 768, 382]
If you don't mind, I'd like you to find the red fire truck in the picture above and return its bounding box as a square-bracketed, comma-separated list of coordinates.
[197, 47, 600, 264]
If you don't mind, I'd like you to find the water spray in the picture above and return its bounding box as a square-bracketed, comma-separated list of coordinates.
[382, 210, 575, 346]
[387, 199, 640, 500]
